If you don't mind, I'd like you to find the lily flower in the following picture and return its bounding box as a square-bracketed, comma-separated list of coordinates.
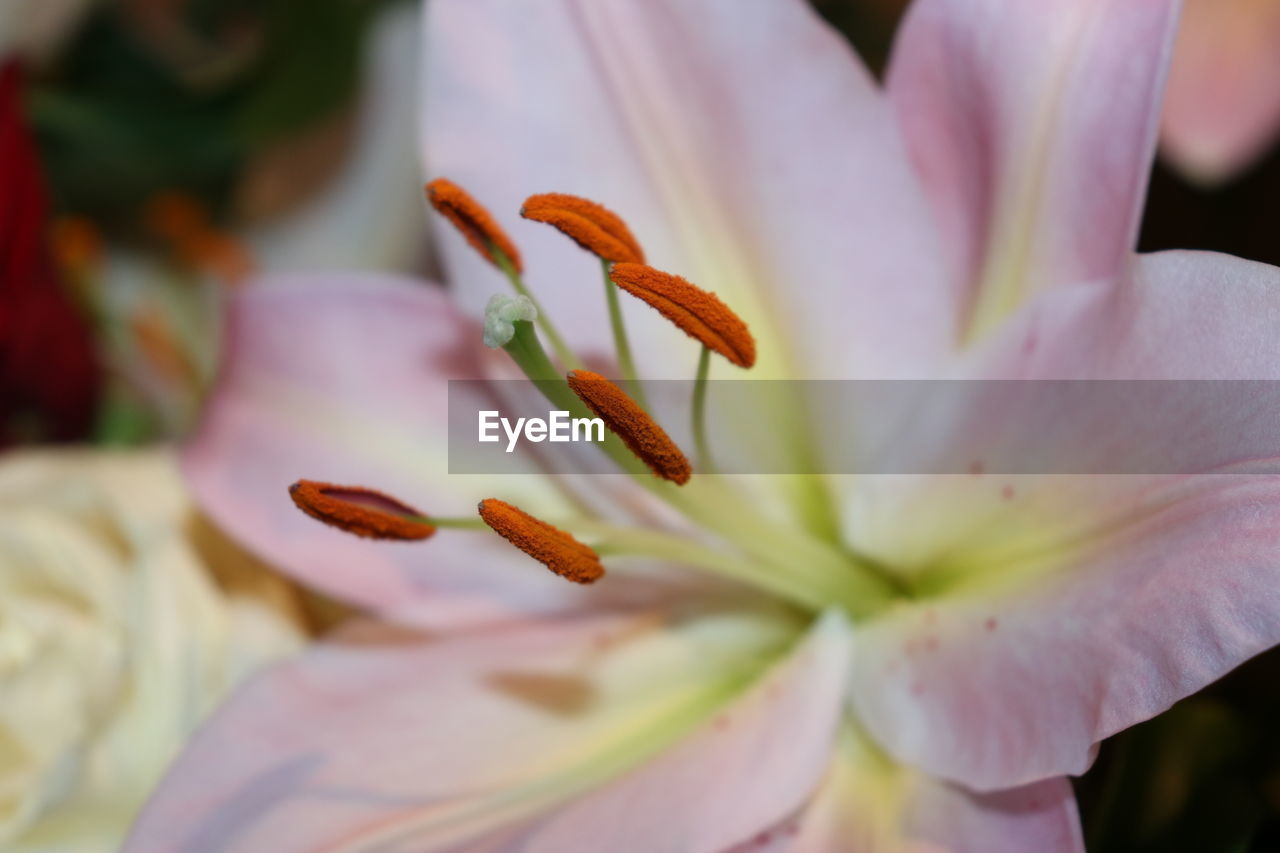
[127, 0, 1280, 850]
[1161, 0, 1280, 183]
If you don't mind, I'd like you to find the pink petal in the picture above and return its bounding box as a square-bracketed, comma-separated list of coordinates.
[898, 777, 1082, 853]
[422, 0, 954, 379]
[886, 0, 1180, 337]
[849, 250, 1280, 791]
[492, 610, 853, 852]
[991, 250, 1280, 380]
[1161, 0, 1280, 184]
[182, 274, 679, 627]
[852, 479, 1280, 790]
[124, 608, 843, 852]
[725, 731, 1082, 853]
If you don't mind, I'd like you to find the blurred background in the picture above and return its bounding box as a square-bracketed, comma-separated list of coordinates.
[3, 0, 429, 448]
[2, 0, 1279, 850]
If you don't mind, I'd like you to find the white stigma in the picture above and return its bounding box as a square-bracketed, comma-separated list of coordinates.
[483, 294, 538, 348]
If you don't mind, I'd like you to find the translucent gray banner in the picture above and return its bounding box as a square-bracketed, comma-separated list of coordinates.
[446, 380, 1280, 475]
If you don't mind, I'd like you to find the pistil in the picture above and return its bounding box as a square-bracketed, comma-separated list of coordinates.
[491, 249, 580, 368]
[492, 312, 650, 479]
[426, 178, 578, 367]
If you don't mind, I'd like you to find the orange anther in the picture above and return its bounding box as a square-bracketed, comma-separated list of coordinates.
[144, 192, 207, 243]
[478, 498, 604, 584]
[142, 192, 255, 286]
[608, 263, 756, 368]
[50, 216, 103, 274]
[185, 231, 255, 286]
[426, 178, 523, 272]
[566, 369, 692, 485]
[131, 304, 200, 388]
[521, 192, 645, 264]
[288, 480, 436, 540]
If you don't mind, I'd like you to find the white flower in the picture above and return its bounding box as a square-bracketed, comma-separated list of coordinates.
[0, 448, 305, 853]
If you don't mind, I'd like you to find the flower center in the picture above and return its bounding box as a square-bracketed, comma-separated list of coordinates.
[289, 182, 905, 621]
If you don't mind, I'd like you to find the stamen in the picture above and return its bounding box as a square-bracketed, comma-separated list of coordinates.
[691, 345, 714, 472]
[521, 193, 645, 264]
[425, 178, 523, 272]
[288, 480, 436, 540]
[566, 369, 692, 485]
[478, 498, 604, 584]
[601, 259, 643, 403]
[143, 192, 254, 285]
[143, 192, 207, 243]
[184, 231, 255, 286]
[131, 304, 200, 389]
[608, 263, 756, 368]
[50, 216, 103, 280]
